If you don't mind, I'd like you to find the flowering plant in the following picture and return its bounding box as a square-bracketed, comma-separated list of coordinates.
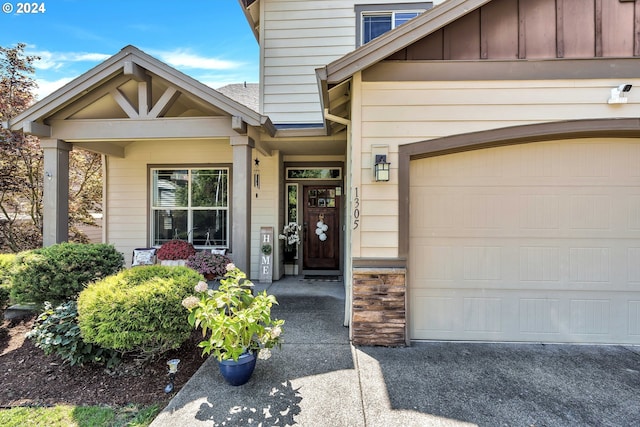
[182, 264, 284, 362]
[278, 222, 301, 250]
[156, 240, 196, 260]
[186, 251, 232, 278]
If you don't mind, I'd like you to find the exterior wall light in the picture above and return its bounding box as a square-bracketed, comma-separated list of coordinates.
[374, 154, 390, 182]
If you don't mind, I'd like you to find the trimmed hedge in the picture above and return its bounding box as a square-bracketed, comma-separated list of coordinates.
[77, 265, 202, 359]
[0, 253, 17, 286]
[1, 253, 19, 314]
[11, 243, 124, 307]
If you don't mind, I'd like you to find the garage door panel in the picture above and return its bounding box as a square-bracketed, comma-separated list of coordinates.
[413, 237, 638, 292]
[409, 139, 640, 344]
[412, 140, 640, 184]
[410, 288, 640, 343]
[413, 189, 640, 239]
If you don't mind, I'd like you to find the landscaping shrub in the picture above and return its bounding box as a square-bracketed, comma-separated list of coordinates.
[0, 253, 18, 315]
[77, 265, 202, 359]
[10, 243, 124, 307]
[0, 253, 17, 286]
[26, 300, 121, 367]
[0, 285, 9, 314]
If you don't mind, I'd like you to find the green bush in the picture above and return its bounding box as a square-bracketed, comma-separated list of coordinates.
[26, 300, 121, 367]
[11, 243, 124, 307]
[0, 253, 18, 314]
[0, 285, 9, 313]
[0, 253, 17, 284]
[77, 265, 202, 359]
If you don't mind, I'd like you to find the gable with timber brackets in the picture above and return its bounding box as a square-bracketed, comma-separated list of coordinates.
[6, 45, 274, 155]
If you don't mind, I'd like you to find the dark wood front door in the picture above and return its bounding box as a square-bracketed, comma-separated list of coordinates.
[303, 185, 340, 270]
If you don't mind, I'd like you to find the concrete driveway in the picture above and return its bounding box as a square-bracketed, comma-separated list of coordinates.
[151, 277, 640, 426]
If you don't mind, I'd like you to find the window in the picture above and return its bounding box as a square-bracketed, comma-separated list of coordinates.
[356, 3, 431, 46]
[286, 167, 342, 180]
[286, 183, 299, 225]
[151, 168, 229, 248]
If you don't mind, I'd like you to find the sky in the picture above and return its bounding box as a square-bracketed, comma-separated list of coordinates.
[0, 0, 259, 100]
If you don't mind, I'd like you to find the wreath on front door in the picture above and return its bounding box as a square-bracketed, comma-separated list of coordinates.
[315, 219, 328, 241]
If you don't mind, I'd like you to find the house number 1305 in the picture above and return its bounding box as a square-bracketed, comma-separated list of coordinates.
[353, 187, 360, 229]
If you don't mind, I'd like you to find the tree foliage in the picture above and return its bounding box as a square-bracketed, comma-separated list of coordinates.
[0, 43, 42, 251]
[0, 43, 103, 252]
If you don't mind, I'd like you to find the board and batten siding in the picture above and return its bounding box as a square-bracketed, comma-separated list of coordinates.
[355, 77, 640, 258]
[261, 0, 434, 125]
[106, 139, 232, 265]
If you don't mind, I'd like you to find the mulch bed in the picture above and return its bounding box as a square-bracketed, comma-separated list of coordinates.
[0, 316, 207, 408]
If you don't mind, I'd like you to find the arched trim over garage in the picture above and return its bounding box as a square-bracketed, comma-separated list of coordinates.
[398, 117, 640, 258]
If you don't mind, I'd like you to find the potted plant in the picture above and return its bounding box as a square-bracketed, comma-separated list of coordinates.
[156, 240, 196, 266]
[278, 222, 301, 260]
[186, 250, 232, 280]
[181, 264, 284, 386]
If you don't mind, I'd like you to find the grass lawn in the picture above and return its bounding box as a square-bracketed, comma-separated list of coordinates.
[0, 404, 160, 427]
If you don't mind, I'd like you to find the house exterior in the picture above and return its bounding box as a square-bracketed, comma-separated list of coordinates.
[6, 0, 640, 346]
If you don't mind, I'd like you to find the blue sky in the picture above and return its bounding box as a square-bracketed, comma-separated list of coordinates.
[0, 0, 259, 99]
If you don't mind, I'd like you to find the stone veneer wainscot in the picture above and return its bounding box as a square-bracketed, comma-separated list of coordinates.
[351, 267, 406, 346]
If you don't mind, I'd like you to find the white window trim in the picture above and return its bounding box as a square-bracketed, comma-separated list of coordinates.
[355, 2, 432, 47]
[150, 167, 230, 249]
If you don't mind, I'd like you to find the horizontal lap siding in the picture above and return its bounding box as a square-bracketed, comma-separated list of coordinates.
[357, 78, 640, 258]
[249, 153, 280, 279]
[263, 0, 417, 124]
[263, 0, 354, 124]
[107, 139, 231, 264]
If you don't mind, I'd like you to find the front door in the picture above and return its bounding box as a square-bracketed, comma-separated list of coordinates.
[303, 186, 340, 270]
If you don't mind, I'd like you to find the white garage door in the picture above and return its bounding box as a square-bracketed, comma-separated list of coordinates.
[409, 139, 640, 344]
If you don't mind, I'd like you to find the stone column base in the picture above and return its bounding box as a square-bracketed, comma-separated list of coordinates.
[352, 267, 406, 346]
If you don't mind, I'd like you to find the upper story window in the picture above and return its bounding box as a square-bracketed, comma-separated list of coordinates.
[356, 3, 432, 47]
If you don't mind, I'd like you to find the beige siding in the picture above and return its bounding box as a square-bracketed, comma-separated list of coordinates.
[261, 0, 431, 124]
[355, 77, 640, 258]
[106, 139, 232, 265]
[249, 151, 281, 279]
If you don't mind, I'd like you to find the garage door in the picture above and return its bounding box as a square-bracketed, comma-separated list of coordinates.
[409, 139, 640, 344]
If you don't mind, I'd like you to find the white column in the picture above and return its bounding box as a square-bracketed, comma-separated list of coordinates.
[41, 139, 72, 246]
[230, 135, 254, 273]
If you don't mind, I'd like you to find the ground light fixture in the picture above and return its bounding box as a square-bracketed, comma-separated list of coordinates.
[165, 358, 180, 393]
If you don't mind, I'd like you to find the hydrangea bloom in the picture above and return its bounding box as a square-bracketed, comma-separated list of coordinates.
[194, 281, 208, 293]
[181, 295, 199, 310]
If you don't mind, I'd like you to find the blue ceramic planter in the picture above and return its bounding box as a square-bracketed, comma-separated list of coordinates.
[218, 352, 257, 386]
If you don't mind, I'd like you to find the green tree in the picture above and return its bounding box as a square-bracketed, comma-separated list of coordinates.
[0, 43, 43, 251]
[0, 43, 103, 252]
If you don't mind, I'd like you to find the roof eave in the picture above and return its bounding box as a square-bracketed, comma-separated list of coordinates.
[237, 0, 260, 41]
[7, 45, 272, 135]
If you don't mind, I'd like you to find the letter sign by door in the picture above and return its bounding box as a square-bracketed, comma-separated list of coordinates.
[259, 227, 274, 284]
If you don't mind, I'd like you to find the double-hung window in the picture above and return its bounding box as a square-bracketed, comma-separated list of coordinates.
[356, 3, 431, 46]
[151, 167, 229, 248]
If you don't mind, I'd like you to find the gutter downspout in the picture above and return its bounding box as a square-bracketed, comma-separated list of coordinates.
[323, 108, 352, 328]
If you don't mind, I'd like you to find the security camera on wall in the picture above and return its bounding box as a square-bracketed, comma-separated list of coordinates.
[608, 84, 633, 104]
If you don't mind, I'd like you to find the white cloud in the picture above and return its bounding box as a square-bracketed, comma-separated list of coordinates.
[34, 77, 74, 100]
[29, 49, 110, 70]
[25, 47, 252, 99]
[152, 49, 240, 70]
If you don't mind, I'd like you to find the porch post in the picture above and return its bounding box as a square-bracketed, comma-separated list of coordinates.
[40, 139, 72, 246]
[230, 135, 254, 273]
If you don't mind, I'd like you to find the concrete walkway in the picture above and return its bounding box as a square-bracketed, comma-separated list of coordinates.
[151, 276, 640, 426]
